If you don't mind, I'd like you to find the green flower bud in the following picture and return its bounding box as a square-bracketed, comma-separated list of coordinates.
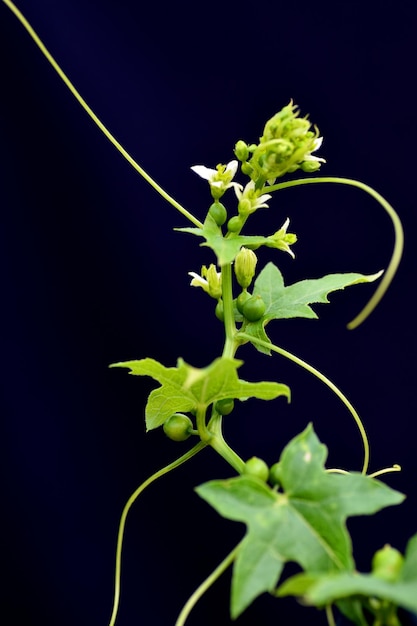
[234, 140, 249, 161]
[241, 162, 254, 176]
[234, 247, 258, 289]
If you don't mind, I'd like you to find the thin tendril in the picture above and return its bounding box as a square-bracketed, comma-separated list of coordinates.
[238, 333, 369, 474]
[2, 0, 204, 229]
[108, 441, 206, 626]
[262, 176, 403, 329]
[175, 541, 242, 626]
[368, 464, 401, 479]
[326, 468, 350, 475]
[326, 604, 337, 626]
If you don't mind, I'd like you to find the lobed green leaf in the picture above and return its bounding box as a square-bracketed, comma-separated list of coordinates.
[196, 424, 404, 618]
[110, 356, 289, 430]
[240, 263, 383, 354]
[278, 533, 417, 622]
[177, 214, 278, 266]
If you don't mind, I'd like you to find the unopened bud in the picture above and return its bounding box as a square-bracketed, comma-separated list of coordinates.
[234, 140, 249, 161]
[234, 247, 258, 289]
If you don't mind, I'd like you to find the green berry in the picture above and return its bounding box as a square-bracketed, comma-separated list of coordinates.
[372, 545, 404, 582]
[163, 414, 193, 441]
[215, 299, 224, 321]
[244, 457, 269, 482]
[236, 290, 252, 314]
[227, 215, 243, 233]
[215, 398, 235, 416]
[208, 201, 227, 226]
[269, 462, 283, 487]
[242, 295, 266, 322]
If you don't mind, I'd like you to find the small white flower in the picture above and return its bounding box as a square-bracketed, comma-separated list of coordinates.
[188, 264, 222, 299]
[234, 180, 272, 215]
[189, 272, 208, 290]
[266, 217, 297, 258]
[191, 160, 241, 198]
[303, 136, 326, 163]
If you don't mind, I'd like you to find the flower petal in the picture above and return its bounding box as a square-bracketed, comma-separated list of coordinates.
[190, 165, 217, 180]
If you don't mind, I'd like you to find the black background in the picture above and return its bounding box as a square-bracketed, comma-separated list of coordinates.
[1, 1, 416, 625]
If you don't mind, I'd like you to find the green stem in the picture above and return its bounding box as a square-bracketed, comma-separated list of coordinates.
[210, 436, 245, 473]
[238, 332, 369, 474]
[221, 263, 238, 358]
[108, 441, 206, 626]
[262, 176, 403, 329]
[325, 604, 336, 626]
[175, 541, 242, 626]
[2, 0, 203, 229]
[196, 406, 212, 443]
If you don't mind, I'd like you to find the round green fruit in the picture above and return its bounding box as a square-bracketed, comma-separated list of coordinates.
[372, 545, 404, 582]
[269, 462, 283, 487]
[214, 398, 235, 416]
[163, 413, 193, 442]
[208, 202, 227, 226]
[227, 215, 243, 233]
[244, 457, 269, 482]
[242, 295, 266, 322]
[236, 290, 252, 314]
[215, 299, 224, 321]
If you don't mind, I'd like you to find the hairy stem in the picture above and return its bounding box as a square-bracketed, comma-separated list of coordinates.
[263, 176, 403, 329]
[108, 441, 206, 626]
[175, 541, 242, 626]
[238, 332, 369, 474]
[2, 0, 203, 228]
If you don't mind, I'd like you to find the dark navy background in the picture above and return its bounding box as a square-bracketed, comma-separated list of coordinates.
[1, 1, 416, 624]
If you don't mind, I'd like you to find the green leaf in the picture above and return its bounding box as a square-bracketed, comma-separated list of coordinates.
[278, 533, 417, 618]
[240, 263, 383, 354]
[110, 356, 289, 431]
[196, 424, 404, 618]
[177, 214, 276, 266]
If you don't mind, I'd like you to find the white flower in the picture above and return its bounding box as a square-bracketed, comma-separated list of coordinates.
[265, 218, 297, 258]
[188, 264, 222, 299]
[303, 136, 326, 164]
[191, 160, 241, 198]
[234, 180, 272, 215]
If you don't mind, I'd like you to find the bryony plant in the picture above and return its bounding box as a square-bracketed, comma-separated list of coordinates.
[4, 2, 415, 626]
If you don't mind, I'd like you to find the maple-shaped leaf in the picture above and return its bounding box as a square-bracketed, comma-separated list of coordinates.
[196, 424, 404, 618]
[277, 533, 417, 625]
[239, 263, 383, 354]
[110, 356, 289, 431]
[177, 214, 275, 266]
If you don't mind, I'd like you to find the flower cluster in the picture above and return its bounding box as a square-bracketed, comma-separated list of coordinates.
[236, 101, 325, 184]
